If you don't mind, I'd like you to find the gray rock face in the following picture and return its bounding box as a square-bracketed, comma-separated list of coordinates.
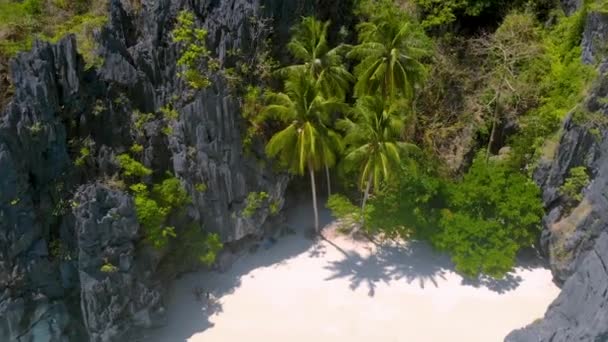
[0, 38, 88, 342]
[74, 184, 164, 342]
[505, 233, 608, 342]
[506, 8, 608, 342]
[582, 11, 608, 65]
[0, 0, 326, 340]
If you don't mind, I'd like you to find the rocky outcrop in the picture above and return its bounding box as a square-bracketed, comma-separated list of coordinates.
[0, 38, 90, 342]
[506, 233, 608, 341]
[582, 10, 608, 65]
[74, 184, 164, 342]
[1, 0, 326, 340]
[506, 6, 608, 341]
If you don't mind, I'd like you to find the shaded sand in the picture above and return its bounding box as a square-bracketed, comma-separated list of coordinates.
[143, 203, 560, 342]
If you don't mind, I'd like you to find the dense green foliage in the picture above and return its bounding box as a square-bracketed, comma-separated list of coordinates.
[339, 96, 417, 211]
[510, 8, 595, 166]
[0, 0, 107, 66]
[349, 4, 431, 101]
[436, 155, 543, 277]
[2, 0, 598, 279]
[281, 17, 353, 99]
[264, 0, 598, 279]
[116, 148, 222, 264]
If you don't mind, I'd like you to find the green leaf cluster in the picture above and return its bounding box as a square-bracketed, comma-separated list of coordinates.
[117, 154, 152, 177]
[130, 176, 190, 249]
[242, 191, 270, 218]
[560, 166, 589, 204]
[172, 10, 212, 89]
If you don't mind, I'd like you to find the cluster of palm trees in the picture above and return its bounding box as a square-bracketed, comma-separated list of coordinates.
[262, 13, 431, 234]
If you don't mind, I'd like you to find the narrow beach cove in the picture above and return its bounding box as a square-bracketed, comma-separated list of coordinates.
[144, 202, 560, 342]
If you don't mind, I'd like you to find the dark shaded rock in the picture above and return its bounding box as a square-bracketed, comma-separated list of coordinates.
[506, 232, 608, 341]
[508, 8, 608, 342]
[533, 65, 608, 284]
[74, 184, 164, 342]
[582, 11, 608, 65]
[0, 0, 345, 340]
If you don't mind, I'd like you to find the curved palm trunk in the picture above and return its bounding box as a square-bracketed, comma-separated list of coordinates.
[325, 165, 331, 197]
[309, 163, 320, 234]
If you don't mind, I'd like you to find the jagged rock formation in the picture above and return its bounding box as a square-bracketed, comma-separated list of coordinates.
[74, 184, 165, 342]
[506, 8, 608, 342]
[506, 234, 608, 341]
[0, 0, 334, 340]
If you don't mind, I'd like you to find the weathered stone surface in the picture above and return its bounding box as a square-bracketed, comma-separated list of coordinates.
[582, 11, 608, 65]
[505, 233, 608, 341]
[507, 8, 608, 341]
[0, 37, 86, 342]
[534, 62, 608, 284]
[74, 184, 164, 342]
[1, 0, 321, 340]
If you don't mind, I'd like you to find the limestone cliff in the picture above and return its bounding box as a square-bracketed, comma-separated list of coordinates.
[506, 6, 608, 341]
[0, 0, 333, 340]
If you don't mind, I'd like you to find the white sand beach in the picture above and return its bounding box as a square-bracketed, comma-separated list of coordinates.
[144, 202, 560, 342]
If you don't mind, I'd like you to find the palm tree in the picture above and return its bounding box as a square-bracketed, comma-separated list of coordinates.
[280, 16, 352, 196]
[338, 96, 417, 214]
[348, 15, 430, 102]
[280, 16, 354, 100]
[263, 71, 347, 234]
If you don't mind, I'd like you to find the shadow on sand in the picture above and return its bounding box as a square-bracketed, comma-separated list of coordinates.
[322, 237, 547, 297]
[141, 195, 549, 341]
[140, 198, 333, 342]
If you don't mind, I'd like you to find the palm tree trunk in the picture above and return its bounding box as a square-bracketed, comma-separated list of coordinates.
[309, 164, 320, 234]
[361, 173, 373, 214]
[325, 165, 331, 197]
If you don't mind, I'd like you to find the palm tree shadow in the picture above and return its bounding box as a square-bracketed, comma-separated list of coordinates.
[323, 239, 533, 297]
[323, 240, 449, 297]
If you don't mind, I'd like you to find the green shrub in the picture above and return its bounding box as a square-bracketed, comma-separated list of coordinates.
[326, 194, 364, 232]
[160, 105, 179, 120]
[133, 111, 155, 131]
[172, 11, 212, 89]
[75, 146, 91, 167]
[242, 191, 269, 218]
[560, 166, 589, 203]
[117, 154, 152, 177]
[130, 144, 144, 154]
[510, 7, 595, 166]
[130, 177, 189, 249]
[435, 154, 543, 278]
[177, 226, 224, 266]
